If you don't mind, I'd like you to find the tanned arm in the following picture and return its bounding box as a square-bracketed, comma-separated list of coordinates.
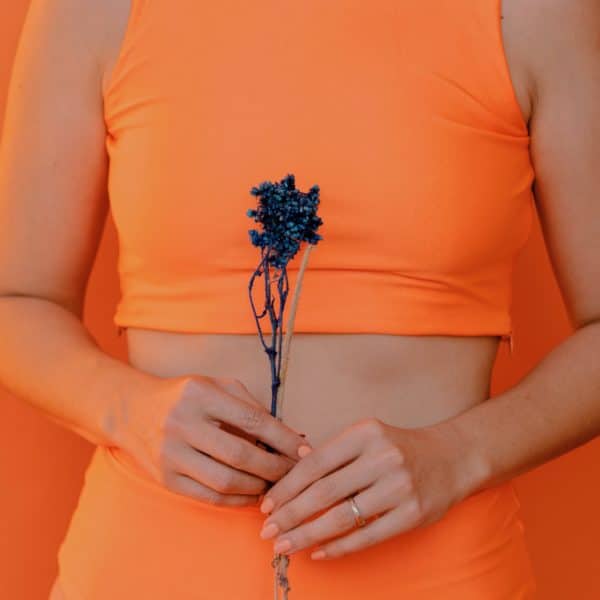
[442, 0, 600, 493]
[0, 0, 158, 447]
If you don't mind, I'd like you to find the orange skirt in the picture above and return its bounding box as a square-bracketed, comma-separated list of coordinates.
[52, 444, 537, 599]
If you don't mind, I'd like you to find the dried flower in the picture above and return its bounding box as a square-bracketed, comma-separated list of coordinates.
[246, 173, 323, 600]
[247, 173, 322, 269]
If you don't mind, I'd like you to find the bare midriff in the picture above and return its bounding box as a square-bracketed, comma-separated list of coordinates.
[125, 330, 501, 447]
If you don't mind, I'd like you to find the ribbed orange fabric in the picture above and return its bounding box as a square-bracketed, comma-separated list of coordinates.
[104, 0, 534, 349]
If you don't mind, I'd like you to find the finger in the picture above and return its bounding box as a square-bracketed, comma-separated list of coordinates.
[168, 473, 261, 507]
[204, 382, 309, 460]
[181, 420, 296, 482]
[310, 498, 424, 560]
[268, 473, 407, 554]
[262, 454, 379, 536]
[172, 442, 267, 495]
[260, 426, 364, 513]
[212, 378, 266, 445]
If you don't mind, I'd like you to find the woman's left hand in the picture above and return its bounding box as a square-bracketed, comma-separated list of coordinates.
[257, 417, 485, 560]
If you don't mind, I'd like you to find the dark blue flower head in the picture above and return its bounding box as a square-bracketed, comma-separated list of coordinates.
[247, 173, 323, 269]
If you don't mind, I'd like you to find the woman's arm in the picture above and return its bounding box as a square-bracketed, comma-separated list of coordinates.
[0, 0, 157, 447]
[436, 0, 600, 493]
[0, 2, 310, 508]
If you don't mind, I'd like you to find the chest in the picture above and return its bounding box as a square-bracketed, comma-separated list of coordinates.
[105, 0, 534, 275]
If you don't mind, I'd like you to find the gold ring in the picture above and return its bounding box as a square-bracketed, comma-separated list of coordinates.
[348, 495, 367, 528]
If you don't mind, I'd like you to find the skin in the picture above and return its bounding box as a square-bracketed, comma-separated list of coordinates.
[1, 0, 598, 582]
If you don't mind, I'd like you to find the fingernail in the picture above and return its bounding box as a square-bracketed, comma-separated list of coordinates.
[274, 539, 292, 554]
[260, 522, 280, 540]
[298, 445, 312, 458]
[260, 496, 274, 514]
[311, 549, 326, 560]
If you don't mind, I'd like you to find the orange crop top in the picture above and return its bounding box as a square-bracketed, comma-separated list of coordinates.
[103, 0, 535, 351]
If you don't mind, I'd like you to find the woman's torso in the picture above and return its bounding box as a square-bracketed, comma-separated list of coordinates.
[100, 0, 533, 446]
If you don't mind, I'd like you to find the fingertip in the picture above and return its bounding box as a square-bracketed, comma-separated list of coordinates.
[298, 433, 314, 449]
[297, 444, 312, 458]
[260, 496, 275, 514]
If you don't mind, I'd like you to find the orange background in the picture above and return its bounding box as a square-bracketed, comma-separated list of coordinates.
[1, 3, 599, 598]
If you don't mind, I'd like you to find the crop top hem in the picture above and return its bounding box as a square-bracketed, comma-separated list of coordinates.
[114, 313, 516, 355]
[113, 307, 513, 338]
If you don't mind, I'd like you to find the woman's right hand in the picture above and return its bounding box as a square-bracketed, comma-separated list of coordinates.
[111, 374, 311, 507]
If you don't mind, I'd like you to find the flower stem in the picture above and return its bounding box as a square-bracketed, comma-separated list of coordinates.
[272, 243, 315, 600]
[275, 243, 314, 421]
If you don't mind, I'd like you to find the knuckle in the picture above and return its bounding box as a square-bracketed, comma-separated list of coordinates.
[216, 377, 262, 416]
[167, 378, 211, 424]
[224, 442, 246, 468]
[262, 457, 287, 482]
[212, 471, 236, 493]
[333, 504, 354, 531]
[382, 447, 405, 470]
[279, 504, 301, 528]
[312, 477, 338, 505]
[253, 479, 269, 495]
[273, 455, 295, 478]
[289, 531, 306, 548]
[300, 524, 321, 547]
[178, 375, 205, 401]
[241, 406, 266, 432]
[357, 417, 385, 439]
[204, 490, 224, 505]
[302, 451, 323, 475]
[403, 473, 415, 493]
[389, 469, 414, 499]
[218, 376, 245, 393]
[180, 376, 214, 407]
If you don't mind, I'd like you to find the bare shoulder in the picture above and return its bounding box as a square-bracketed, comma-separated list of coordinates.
[20, 0, 100, 69]
[99, 0, 135, 96]
[500, 0, 536, 127]
[503, 0, 600, 108]
[20, 0, 131, 95]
